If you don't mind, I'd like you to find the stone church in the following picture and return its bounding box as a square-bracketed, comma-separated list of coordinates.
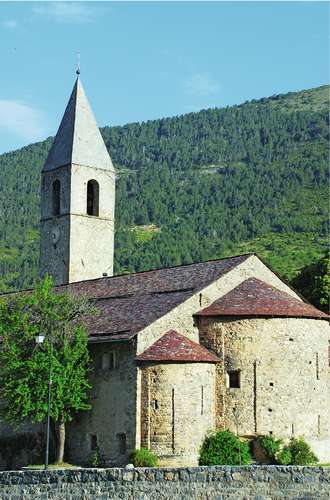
[1, 77, 330, 468]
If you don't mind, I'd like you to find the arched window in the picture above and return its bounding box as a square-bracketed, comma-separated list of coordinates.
[87, 180, 99, 216]
[52, 180, 61, 216]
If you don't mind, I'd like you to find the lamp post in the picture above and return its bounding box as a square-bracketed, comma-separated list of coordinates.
[35, 334, 52, 471]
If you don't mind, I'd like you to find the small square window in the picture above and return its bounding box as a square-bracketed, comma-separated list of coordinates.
[227, 370, 240, 388]
[151, 399, 159, 410]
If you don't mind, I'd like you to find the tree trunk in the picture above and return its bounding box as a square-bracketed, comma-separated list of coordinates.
[56, 416, 65, 464]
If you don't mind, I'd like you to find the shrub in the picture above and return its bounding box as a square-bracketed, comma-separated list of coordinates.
[257, 436, 283, 463]
[199, 430, 251, 466]
[255, 434, 318, 466]
[288, 437, 318, 465]
[89, 446, 101, 467]
[277, 446, 292, 465]
[128, 448, 159, 467]
[257, 435, 283, 462]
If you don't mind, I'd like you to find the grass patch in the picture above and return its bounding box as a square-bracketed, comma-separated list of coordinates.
[25, 462, 79, 470]
[225, 232, 328, 281]
[130, 224, 160, 243]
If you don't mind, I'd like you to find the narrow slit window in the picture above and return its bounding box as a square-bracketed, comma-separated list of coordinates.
[316, 352, 319, 380]
[151, 400, 159, 410]
[90, 434, 98, 451]
[52, 179, 61, 216]
[201, 385, 204, 415]
[171, 388, 175, 453]
[117, 433, 126, 455]
[227, 370, 240, 388]
[87, 179, 99, 216]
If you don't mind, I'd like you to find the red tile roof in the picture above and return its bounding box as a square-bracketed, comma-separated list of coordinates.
[195, 277, 329, 320]
[56, 254, 250, 341]
[136, 330, 220, 363]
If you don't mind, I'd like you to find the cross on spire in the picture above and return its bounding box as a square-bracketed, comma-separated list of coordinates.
[76, 51, 81, 76]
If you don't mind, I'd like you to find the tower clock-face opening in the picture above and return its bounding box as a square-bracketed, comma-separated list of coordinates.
[87, 179, 99, 216]
[51, 227, 61, 246]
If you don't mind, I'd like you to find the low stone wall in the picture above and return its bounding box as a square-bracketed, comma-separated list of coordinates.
[0, 466, 329, 499]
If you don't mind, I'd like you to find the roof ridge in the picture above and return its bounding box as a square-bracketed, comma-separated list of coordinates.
[0, 253, 254, 296]
[69, 77, 79, 166]
[53, 252, 254, 290]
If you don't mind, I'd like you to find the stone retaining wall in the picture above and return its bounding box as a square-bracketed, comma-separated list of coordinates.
[0, 466, 329, 499]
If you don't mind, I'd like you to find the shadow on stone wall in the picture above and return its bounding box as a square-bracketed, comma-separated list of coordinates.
[0, 431, 47, 470]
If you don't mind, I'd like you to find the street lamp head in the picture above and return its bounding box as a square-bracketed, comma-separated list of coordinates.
[35, 334, 45, 344]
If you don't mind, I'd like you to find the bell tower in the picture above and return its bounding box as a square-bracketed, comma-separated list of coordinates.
[40, 76, 115, 285]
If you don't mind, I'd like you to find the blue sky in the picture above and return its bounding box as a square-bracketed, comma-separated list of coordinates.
[0, 1, 329, 154]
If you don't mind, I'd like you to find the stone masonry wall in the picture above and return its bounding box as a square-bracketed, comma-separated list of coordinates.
[40, 162, 115, 286]
[136, 254, 301, 355]
[198, 316, 330, 462]
[0, 466, 329, 499]
[135, 254, 303, 449]
[66, 341, 138, 467]
[140, 362, 215, 466]
[69, 164, 115, 282]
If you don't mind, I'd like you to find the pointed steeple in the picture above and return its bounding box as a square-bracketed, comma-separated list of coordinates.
[43, 77, 114, 172]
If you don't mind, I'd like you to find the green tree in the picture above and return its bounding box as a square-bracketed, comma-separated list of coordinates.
[291, 251, 330, 313]
[0, 276, 95, 464]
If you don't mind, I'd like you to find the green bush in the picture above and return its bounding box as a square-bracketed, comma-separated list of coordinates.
[288, 437, 318, 465]
[257, 435, 283, 462]
[128, 448, 159, 467]
[277, 446, 292, 465]
[255, 435, 318, 466]
[89, 446, 101, 467]
[199, 430, 251, 466]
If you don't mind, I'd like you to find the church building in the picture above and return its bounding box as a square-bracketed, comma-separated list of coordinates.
[1, 77, 330, 467]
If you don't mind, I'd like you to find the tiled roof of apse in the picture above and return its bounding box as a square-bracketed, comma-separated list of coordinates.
[136, 330, 220, 363]
[61, 254, 250, 341]
[195, 277, 329, 320]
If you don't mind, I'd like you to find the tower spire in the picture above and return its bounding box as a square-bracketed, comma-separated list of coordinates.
[40, 77, 115, 285]
[42, 77, 114, 173]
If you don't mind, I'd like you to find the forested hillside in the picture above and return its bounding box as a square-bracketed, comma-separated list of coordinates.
[0, 85, 328, 293]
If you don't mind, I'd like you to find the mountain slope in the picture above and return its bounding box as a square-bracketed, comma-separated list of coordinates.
[0, 85, 328, 292]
